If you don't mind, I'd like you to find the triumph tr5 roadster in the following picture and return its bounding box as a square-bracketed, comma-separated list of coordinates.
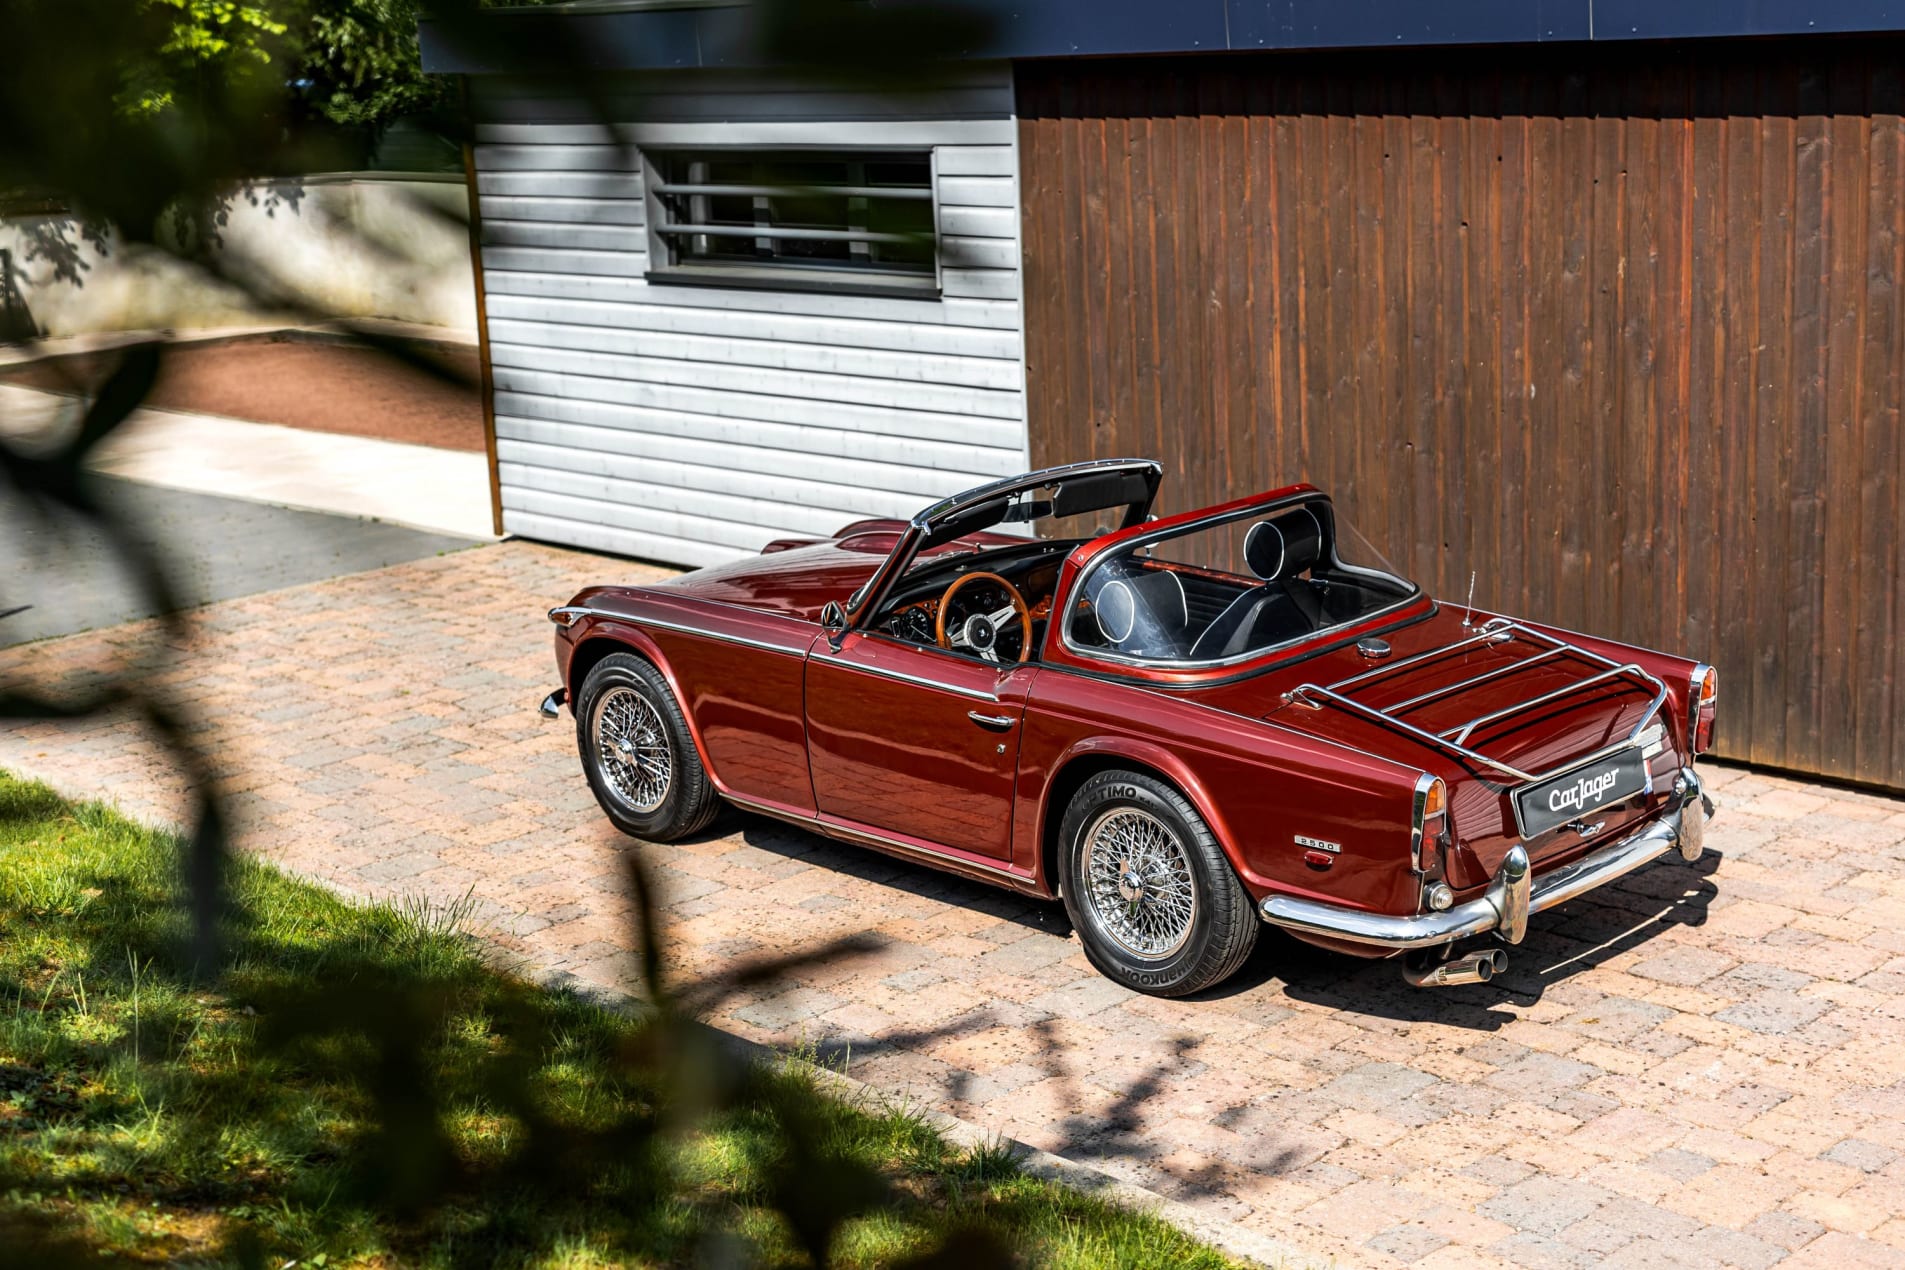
[539, 460, 1717, 997]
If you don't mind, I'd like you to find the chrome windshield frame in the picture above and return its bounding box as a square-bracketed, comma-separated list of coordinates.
[844, 458, 1163, 628]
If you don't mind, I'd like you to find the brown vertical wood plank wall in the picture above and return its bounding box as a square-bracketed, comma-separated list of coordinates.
[1017, 41, 1905, 791]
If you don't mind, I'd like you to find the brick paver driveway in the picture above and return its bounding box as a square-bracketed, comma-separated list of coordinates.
[4, 541, 1903, 1269]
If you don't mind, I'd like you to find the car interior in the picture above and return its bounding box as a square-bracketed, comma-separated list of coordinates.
[1069, 503, 1416, 662]
[872, 493, 1416, 667]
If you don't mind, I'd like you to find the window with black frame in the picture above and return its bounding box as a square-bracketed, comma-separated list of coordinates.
[644, 149, 938, 296]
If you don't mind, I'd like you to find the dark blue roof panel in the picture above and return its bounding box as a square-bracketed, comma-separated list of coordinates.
[421, 0, 1905, 74]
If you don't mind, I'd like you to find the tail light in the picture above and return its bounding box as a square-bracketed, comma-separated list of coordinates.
[1412, 775, 1450, 874]
[1689, 664, 1718, 754]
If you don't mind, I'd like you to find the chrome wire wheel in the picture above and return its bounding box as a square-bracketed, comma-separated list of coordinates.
[1080, 806, 1198, 961]
[591, 685, 672, 813]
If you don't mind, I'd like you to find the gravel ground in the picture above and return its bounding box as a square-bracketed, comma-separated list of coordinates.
[0, 334, 484, 452]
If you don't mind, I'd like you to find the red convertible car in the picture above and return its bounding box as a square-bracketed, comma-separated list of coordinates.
[540, 460, 1717, 996]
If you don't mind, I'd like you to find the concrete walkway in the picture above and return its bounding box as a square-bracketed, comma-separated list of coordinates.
[0, 476, 472, 648]
[3, 541, 1903, 1269]
[0, 382, 494, 540]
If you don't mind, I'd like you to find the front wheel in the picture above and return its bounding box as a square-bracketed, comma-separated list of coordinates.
[1057, 770, 1258, 997]
[575, 652, 718, 842]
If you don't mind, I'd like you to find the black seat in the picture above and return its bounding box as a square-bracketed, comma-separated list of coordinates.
[1187, 507, 1328, 660]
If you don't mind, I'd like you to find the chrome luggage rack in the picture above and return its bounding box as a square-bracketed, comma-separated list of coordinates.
[1285, 618, 1668, 785]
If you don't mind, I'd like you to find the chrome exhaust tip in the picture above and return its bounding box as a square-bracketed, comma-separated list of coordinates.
[1403, 947, 1508, 988]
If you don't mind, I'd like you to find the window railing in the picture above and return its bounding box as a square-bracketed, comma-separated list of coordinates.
[644, 149, 938, 297]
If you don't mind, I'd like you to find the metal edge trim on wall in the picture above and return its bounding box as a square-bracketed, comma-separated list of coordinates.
[462, 79, 507, 539]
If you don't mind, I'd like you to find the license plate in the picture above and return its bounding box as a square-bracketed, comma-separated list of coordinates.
[1514, 748, 1650, 839]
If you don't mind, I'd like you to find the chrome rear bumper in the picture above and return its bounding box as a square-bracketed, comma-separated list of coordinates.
[1259, 769, 1710, 951]
[538, 688, 568, 720]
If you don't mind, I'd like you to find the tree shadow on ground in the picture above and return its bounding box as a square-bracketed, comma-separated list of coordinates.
[677, 810, 1728, 1208]
[1192, 851, 1722, 1029]
[728, 813, 1072, 939]
[721, 806, 1717, 1032]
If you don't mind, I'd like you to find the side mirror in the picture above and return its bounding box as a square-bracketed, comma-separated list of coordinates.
[820, 600, 848, 651]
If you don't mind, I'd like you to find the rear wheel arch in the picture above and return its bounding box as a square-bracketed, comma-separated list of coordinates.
[1054, 765, 1260, 996]
[1038, 742, 1242, 898]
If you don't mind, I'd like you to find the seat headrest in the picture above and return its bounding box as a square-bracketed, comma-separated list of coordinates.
[1093, 566, 1186, 640]
[1243, 507, 1324, 581]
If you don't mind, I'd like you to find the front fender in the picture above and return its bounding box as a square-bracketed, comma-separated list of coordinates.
[563, 618, 720, 783]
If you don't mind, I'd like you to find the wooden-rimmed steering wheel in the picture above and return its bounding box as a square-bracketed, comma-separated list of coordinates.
[934, 571, 1034, 663]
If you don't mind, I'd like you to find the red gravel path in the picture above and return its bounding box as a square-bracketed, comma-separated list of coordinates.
[0, 335, 485, 452]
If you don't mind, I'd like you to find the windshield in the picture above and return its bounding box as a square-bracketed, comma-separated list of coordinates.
[1065, 497, 1419, 665]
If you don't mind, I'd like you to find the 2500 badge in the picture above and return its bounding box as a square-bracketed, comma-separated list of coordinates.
[1514, 749, 1649, 839]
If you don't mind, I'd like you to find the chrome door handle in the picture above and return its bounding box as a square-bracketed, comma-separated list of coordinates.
[967, 711, 1015, 730]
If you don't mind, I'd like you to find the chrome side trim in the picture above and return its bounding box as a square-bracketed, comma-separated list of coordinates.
[565, 602, 995, 697]
[556, 605, 811, 657]
[824, 651, 1000, 702]
[1258, 769, 1707, 950]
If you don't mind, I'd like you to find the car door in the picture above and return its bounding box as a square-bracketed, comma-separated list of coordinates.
[804, 631, 1035, 861]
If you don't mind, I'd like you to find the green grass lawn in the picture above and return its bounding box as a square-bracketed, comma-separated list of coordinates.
[0, 772, 1239, 1269]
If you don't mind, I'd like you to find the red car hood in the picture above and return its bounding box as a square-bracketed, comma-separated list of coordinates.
[647, 521, 1032, 623]
[651, 537, 894, 621]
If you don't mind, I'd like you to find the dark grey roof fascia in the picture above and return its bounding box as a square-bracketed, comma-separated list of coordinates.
[420, 0, 1905, 75]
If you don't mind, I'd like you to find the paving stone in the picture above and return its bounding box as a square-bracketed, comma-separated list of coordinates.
[1716, 963, 1817, 994]
[1716, 991, 1833, 1035]
[1822, 1139, 1899, 1174]
[1645, 1148, 1717, 1182]
[1553, 1012, 1670, 1061]
[1484, 1051, 1604, 1097]
[1367, 1222, 1450, 1261]
[1594, 1195, 1706, 1242]
[1324, 1062, 1440, 1113]
[1668, 1225, 1788, 1269]
[1478, 1176, 1614, 1236]
[731, 989, 845, 1032]
[1489, 1230, 1604, 1268]
[1464, 1156, 1539, 1186]
[1744, 1210, 1828, 1252]
[1560, 1214, 1638, 1256]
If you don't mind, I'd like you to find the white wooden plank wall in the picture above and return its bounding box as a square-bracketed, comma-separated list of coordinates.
[470, 66, 1030, 567]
